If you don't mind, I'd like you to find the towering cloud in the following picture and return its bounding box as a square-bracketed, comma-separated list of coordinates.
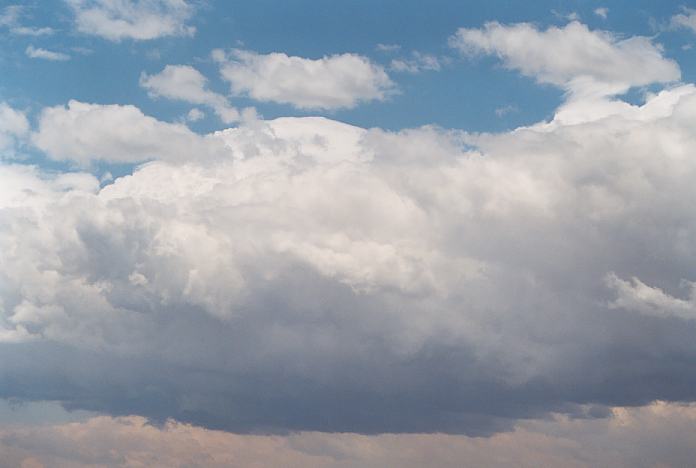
[3, 79, 696, 434]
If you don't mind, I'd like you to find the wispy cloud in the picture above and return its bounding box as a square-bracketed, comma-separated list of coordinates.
[25, 45, 69, 61]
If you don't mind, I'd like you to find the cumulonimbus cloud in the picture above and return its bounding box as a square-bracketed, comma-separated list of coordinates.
[3, 75, 696, 434]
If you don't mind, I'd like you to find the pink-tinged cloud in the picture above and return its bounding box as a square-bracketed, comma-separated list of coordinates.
[2, 402, 696, 467]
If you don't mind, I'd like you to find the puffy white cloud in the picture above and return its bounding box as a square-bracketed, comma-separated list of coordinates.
[214, 49, 395, 110]
[449, 21, 680, 97]
[31, 100, 224, 164]
[0, 103, 29, 156]
[4, 79, 696, 434]
[2, 402, 696, 468]
[671, 8, 696, 34]
[25, 46, 69, 61]
[140, 65, 242, 123]
[66, 0, 195, 41]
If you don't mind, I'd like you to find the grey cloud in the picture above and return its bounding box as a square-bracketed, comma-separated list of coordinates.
[2, 83, 696, 435]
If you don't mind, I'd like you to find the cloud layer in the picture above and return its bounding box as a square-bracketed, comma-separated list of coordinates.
[2, 402, 696, 468]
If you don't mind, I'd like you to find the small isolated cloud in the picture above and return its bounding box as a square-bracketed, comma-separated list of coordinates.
[140, 65, 242, 123]
[66, 0, 196, 41]
[671, 8, 696, 34]
[390, 52, 443, 73]
[376, 43, 401, 53]
[594, 7, 609, 20]
[25, 46, 69, 61]
[449, 21, 680, 97]
[551, 10, 581, 22]
[31, 100, 223, 164]
[214, 49, 395, 110]
[11, 26, 54, 36]
[186, 108, 205, 122]
[494, 104, 518, 117]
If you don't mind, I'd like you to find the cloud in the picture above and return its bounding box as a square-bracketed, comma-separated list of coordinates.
[2, 402, 696, 467]
[140, 65, 242, 123]
[66, 0, 196, 41]
[390, 52, 443, 73]
[494, 104, 518, 117]
[594, 7, 609, 20]
[25, 46, 69, 61]
[185, 108, 205, 122]
[31, 100, 224, 164]
[449, 21, 680, 97]
[11, 26, 54, 35]
[0, 103, 29, 156]
[3, 79, 696, 434]
[0, 5, 54, 35]
[671, 8, 696, 34]
[214, 49, 395, 110]
[0, 5, 21, 27]
[606, 274, 696, 320]
[376, 43, 401, 53]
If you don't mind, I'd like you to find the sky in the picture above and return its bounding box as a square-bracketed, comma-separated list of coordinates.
[2, 0, 696, 466]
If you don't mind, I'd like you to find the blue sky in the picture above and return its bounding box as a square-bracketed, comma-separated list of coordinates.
[3, 0, 695, 138]
[3, 1, 696, 466]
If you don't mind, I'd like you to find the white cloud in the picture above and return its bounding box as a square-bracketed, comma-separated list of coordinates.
[11, 26, 54, 36]
[606, 273, 696, 320]
[140, 65, 242, 123]
[66, 0, 196, 41]
[31, 100, 224, 164]
[0, 5, 54, 35]
[215, 49, 395, 110]
[25, 46, 69, 61]
[185, 107, 205, 122]
[390, 52, 443, 73]
[376, 43, 401, 53]
[671, 8, 696, 34]
[494, 104, 518, 117]
[0, 102, 29, 156]
[594, 7, 609, 20]
[449, 21, 680, 97]
[0, 5, 21, 27]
